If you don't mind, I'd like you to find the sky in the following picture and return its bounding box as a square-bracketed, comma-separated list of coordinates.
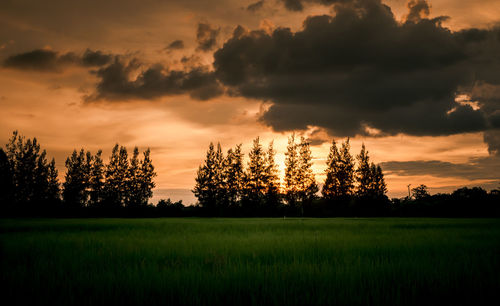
[0, 0, 499, 204]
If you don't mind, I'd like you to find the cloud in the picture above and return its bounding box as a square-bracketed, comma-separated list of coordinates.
[381, 156, 500, 181]
[87, 57, 224, 102]
[165, 40, 185, 51]
[405, 0, 431, 23]
[81, 49, 113, 67]
[3, 48, 113, 71]
[247, 0, 265, 12]
[278, 0, 354, 12]
[196, 23, 220, 52]
[3, 49, 75, 72]
[483, 129, 500, 156]
[213, 0, 500, 142]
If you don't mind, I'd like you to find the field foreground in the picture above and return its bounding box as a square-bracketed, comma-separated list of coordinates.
[1, 218, 500, 305]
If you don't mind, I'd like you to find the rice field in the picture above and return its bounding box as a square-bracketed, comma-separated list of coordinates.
[1, 218, 499, 305]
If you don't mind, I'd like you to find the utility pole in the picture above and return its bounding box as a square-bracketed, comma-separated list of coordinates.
[407, 184, 411, 199]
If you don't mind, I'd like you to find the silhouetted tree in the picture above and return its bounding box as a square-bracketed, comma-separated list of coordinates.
[284, 134, 300, 207]
[297, 137, 318, 205]
[103, 145, 129, 208]
[125, 147, 142, 208]
[322, 139, 355, 200]
[5, 131, 60, 211]
[0, 148, 14, 208]
[193, 143, 219, 213]
[225, 144, 245, 209]
[214, 143, 227, 210]
[368, 164, 387, 197]
[157, 198, 184, 216]
[63, 149, 89, 208]
[412, 184, 430, 200]
[243, 137, 267, 212]
[356, 144, 372, 197]
[46, 158, 60, 205]
[263, 141, 281, 210]
[138, 148, 156, 206]
[88, 150, 105, 207]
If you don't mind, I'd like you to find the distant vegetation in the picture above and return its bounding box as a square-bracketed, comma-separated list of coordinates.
[0, 131, 499, 217]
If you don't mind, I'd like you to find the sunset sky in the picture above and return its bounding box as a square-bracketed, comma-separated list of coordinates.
[1, 0, 499, 204]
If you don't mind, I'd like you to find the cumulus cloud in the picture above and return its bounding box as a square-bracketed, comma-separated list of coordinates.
[213, 0, 500, 142]
[3, 48, 113, 71]
[196, 23, 220, 52]
[86, 57, 223, 102]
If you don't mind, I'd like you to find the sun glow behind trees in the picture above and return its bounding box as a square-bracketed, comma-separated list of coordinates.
[193, 134, 388, 215]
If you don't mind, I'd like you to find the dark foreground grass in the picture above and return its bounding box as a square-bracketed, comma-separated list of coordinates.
[1, 218, 499, 305]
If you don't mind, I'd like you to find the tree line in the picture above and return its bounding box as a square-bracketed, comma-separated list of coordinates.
[0, 131, 499, 217]
[193, 135, 387, 216]
[0, 131, 155, 216]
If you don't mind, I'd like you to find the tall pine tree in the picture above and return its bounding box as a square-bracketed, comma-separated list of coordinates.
[264, 141, 281, 210]
[139, 148, 156, 206]
[297, 136, 318, 204]
[284, 134, 300, 206]
[193, 143, 219, 212]
[244, 137, 267, 209]
[88, 150, 105, 207]
[224, 144, 244, 208]
[126, 147, 141, 208]
[356, 144, 372, 197]
[322, 138, 355, 200]
[103, 145, 129, 208]
[63, 149, 89, 208]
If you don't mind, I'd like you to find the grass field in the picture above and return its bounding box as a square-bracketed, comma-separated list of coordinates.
[1, 218, 500, 305]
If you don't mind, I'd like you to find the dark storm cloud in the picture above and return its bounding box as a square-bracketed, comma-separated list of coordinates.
[87, 57, 223, 102]
[196, 23, 220, 52]
[213, 0, 500, 141]
[381, 157, 500, 181]
[405, 0, 431, 23]
[483, 129, 500, 156]
[81, 49, 113, 67]
[279, 0, 350, 12]
[3, 49, 75, 72]
[165, 40, 185, 51]
[247, 0, 265, 12]
[3, 49, 113, 71]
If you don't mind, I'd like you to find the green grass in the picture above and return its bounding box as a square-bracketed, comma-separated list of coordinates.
[1, 218, 499, 305]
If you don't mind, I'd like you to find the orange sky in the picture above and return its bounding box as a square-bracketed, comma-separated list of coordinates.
[1, 0, 499, 204]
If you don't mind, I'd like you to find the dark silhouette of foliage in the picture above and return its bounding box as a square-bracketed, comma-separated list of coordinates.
[138, 148, 156, 206]
[322, 139, 355, 200]
[63, 149, 90, 208]
[242, 137, 267, 214]
[88, 150, 105, 207]
[193, 142, 220, 214]
[103, 145, 129, 208]
[356, 144, 372, 197]
[2, 130, 499, 217]
[412, 184, 430, 200]
[0, 148, 14, 207]
[263, 141, 281, 213]
[61, 144, 156, 213]
[284, 134, 300, 207]
[297, 137, 318, 206]
[3, 131, 60, 214]
[224, 144, 245, 209]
